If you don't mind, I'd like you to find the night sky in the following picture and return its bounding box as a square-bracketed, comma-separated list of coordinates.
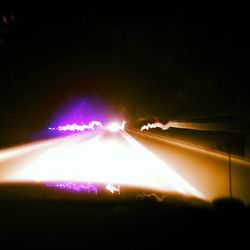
[1, 2, 250, 146]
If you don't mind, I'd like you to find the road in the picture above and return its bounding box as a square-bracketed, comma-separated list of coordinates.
[0, 128, 250, 203]
[129, 129, 250, 204]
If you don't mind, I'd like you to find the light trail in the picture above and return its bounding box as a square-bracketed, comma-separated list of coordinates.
[136, 129, 250, 167]
[106, 121, 126, 132]
[0, 130, 205, 199]
[49, 120, 126, 133]
[106, 183, 120, 194]
[46, 182, 98, 193]
[49, 121, 102, 132]
[141, 121, 170, 131]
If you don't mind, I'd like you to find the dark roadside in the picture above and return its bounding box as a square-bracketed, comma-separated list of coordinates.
[0, 183, 249, 249]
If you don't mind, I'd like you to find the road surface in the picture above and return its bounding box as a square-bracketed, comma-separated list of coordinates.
[129, 129, 250, 204]
[0, 128, 250, 203]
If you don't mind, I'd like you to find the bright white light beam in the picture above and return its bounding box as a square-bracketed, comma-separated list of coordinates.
[106, 121, 126, 132]
[0, 130, 205, 199]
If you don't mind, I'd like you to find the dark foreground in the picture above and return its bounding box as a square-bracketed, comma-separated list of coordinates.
[0, 184, 249, 249]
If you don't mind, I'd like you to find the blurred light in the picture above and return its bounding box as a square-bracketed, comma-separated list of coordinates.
[48, 121, 102, 132]
[10, 14, 15, 22]
[106, 121, 126, 132]
[0, 130, 205, 199]
[106, 183, 120, 194]
[46, 182, 98, 193]
[141, 121, 170, 131]
[2, 15, 8, 24]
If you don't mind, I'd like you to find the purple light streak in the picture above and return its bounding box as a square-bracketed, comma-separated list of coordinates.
[49, 121, 102, 132]
[46, 182, 98, 193]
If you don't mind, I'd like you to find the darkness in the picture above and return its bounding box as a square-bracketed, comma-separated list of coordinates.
[1, 2, 250, 146]
[0, 183, 249, 249]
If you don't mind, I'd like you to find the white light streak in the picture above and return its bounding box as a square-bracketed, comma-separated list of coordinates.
[106, 121, 126, 132]
[141, 122, 170, 131]
[106, 184, 120, 194]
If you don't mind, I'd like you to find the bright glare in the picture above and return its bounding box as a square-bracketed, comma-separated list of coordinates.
[106, 121, 126, 132]
[106, 183, 120, 194]
[0, 130, 205, 199]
